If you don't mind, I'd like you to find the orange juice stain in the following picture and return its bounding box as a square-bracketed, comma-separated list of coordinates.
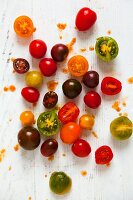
[67, 37, 76, 52]
[47, 80, 58, 91]
[9, 85, 16, 92]
[14, 144, 20, 152]
[48, 155, 54, 161]
[128, 77, 133, 84]
[57, 23, 67, 30]
[81, 170, 87, 176]
[89, 46, 94, 51]
[80, 48, 86, 52]
[107, 30, 112, 35]
[0, 148, 6, 162]
[112, 101, 121, 112]
[3, 87, 9, 92]
[61, 67, 69, 74]
[91, 131, 98, 138]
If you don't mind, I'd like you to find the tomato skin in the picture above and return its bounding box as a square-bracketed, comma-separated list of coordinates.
[29, 39, 47, 59]
[75, 7, 97, 31]
[41, 139, 58, 157]
[13, 58, 30, 74]
[79, 114, 95, 130]
[95, 145, 113, 164]
[84, 91, 101, 109]
[39, 58, 57, 77]
[101, 77, 122, 95]
[72, 139, 91, 157]
[58, 102, 80, 124]
[20, 111, 35, 126]
[21, 87, 40, 103]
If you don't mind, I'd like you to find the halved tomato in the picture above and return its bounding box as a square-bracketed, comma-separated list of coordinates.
[95, 145, 113, 165]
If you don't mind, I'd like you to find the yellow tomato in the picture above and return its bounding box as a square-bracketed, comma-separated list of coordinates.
[79, 114, 95, 130]
[20, 111, 35, 125]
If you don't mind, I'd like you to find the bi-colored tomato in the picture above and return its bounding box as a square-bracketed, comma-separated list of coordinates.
[84, 91, 101, 109]
[79, 114, 95, 130]
[95, 145, 113, 164]
[72, 139, 91, 157]
[21, 87, 40, 103]
[43, 91, 58, 109]
[29, 39, 47, 59]
[39, 58, 57, 77]
[20, 111, 35, 126]
[13, 58, 30, 74]
[25, 71, 43, 88]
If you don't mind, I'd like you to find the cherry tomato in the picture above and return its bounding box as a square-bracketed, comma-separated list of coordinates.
[39, 58, 57, 77]
[79, 114, 95, 130]
[60, 122, 81, 144]
[25, 71, 43, 88]
[13, 58, 30, 74]
[20, 111, 35, 126]
[68, 55, 89, 77]
[83, 71, 99, 88]
[72, 139, 91, 157]
[21, 87, 40, 103]
[101, 77, 122, 95]
[75, 7, 97, 31]
[40, 139, 58, 157]
[84, 91, 101, 109]
[58, 102, 80, 124]
[51, 44, 69, 62]
[14, 16, 36, 38]
[43, 91, 58, 109]
[29, 39, 47, 59]
[95, 145, 113, 164]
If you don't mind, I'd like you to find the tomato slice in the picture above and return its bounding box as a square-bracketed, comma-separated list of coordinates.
[58, 102, 80, 124]
[101, 77, 122, 95]
[95, 145, 113, 165]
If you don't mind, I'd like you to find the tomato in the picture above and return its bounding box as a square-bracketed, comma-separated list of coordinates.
[101, 77, 122, 95]
[83, 71, 99, 88]
[39, 58, 57, 77]
[25, 71, 43, 88]
[41, 139, 58, 157]
[51, 44, 69, 62]
[68, 55, 89, 77]
[84, 91, 101, 109]
[75, 7, 97, 31]
[58, 102, 80, 124]
[79, 114, 95, 130]
[29, 39, 47, 59]
[60, 122, 81, 144]
[43, 91, 58, 109]
[72, 139, 91, 157]
[21, 87, 40, 103]
[14, 16, 36, 38]
[20, 111, 35, 126]
[95, 145, 113, 164]
[13, 58, 30, 74]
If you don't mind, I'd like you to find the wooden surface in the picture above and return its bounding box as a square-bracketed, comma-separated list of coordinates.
[0, 0, 133, 199]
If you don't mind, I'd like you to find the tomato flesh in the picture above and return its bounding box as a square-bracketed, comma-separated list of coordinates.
[72, 139, 91, 157]
[95, 145, 113, 164]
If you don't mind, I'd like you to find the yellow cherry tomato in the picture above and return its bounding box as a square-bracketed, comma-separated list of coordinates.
[20, 111, 35, 125]
[79, 114, 95, 130]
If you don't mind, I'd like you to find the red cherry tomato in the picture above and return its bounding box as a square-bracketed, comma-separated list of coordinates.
[101, 77, 122, 95]
[58, 102, 80, 124]
[75, 7, 97, 31]
[39, 58, 57, 77]
[95, 145, 113, 165]
[72, 139, 91, 157]
[29, 39, 47, 59]
[84, 91, 101, 109]
[21, 87, 40, 103]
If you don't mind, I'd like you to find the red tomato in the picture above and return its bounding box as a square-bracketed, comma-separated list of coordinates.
[29, 39, 47, 59]
[72, 139, 91, 157]
[75, 7, 97, 31]
[21, 87, 40, 103]
[39, 58, 57, 77]
[101, 77, 122, 95]
[84, 91, 101, 109]
[95, 145, 113, 165]
[58, 102, 80, 124]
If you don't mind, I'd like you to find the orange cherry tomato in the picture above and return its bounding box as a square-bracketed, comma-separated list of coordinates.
[20, 111, 35, 125]
[79, 114, 95, 130]
[60, 122, 81, 144]
[14, 16, 36, 38]
[68, 55, 89, 77]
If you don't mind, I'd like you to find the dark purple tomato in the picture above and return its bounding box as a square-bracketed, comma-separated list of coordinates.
[72, 139, 91, 157]
[13, 58, 30, 74]
[43, 91, 58, 109]
[21, 87, 40, 103]
[18, 126, 40, 150]
[40, 139, 58, 157]
[83, 71, 99, 88]
[51, 44, 69, 62]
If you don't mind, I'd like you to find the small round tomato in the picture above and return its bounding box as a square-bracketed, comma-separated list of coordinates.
[101, 77, 122, 95]
[79, 114, 95, 130]
[14, 16, 36, 38]
[43, 91, 58, 109]
[95, 145, 113, 164]
[72, 139, 91, 157]
[84, 91, 101, 109]
[41, 139, 58, 157]
[25, 71, 43, 88]
[13, 58, 30, 74]
[51, 44, 69, 62]
[21, 87, 40, 103]
[60, 122, 81, 144]
[83, 71, 99, 88]
[39, 58, 57, 77]
[68, 55, 89, 77]
[20, 111, 35, 126]
[75, 7, 97, 31]
[58, 102, 80, 124]
[29, 39, 47, 59]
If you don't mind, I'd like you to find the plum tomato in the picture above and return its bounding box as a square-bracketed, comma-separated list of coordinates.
[83, 71, 99, 88]
[95, 145, 113, 164]
[39, 58, 57, 77]
[95, 36, 119, 62]
[79, 114, 95, 130]
[21, 87, 40, 103]
[43, 91, 58, 109]
[101, 77, 122, 95]
[58, 102, 80, 124]
[84, 91, 101, 109]
[25, 71, 43, 88]
[29, 39, 47, 59]
[62, 79, 82, 99]
[68, 55, 89, 77]
[75, 7, 97, 31]
[41, 139, 58, 157]
[72, 139, 91, 157]
[51, 44, 69, 62]
[20, 111, 35, 126]
[13, 58, 30, 74]
[60, 122, 81, 144]
[18, 126, 40, 150]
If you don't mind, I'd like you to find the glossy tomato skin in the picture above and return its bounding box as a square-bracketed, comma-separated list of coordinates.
[43, 91, 58, 109]
[39, 58, 57, 77]
[83, 71, 99, 88]
[29, 39, 47, 59]
[13, 58, 30, 74]
[84, 91, 101, 109]
[21, 87, 40, 103]
[101, 77, 122, 95]
[95, 145, 113, 164]
[58, 102, 80, 124]
[41, 139, 58, 157]
[72, 139, 91, 157]
[75, 7, 97, 31]
[51, 44, 69, 62]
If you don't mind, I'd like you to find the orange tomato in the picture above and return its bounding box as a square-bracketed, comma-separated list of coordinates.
[20, 111, 35, 125]
[14, 16, 36, 38]
[68, 55, 89, 77]
[60, 122, 81, 144]
[79, 114, 95, 130]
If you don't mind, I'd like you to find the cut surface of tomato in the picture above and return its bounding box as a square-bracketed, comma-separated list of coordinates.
[95, 145, 113, 164]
